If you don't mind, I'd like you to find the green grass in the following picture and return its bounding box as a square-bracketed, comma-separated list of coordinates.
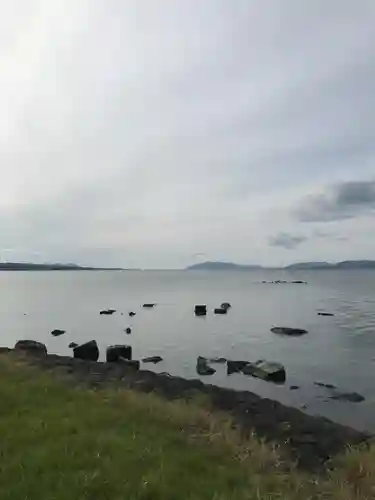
[0, 354, 373, 499]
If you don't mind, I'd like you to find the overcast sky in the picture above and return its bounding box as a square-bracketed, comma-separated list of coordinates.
[1, 1, 375, 268]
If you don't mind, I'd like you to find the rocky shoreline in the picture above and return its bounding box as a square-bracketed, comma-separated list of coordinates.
[0, 347, 369, 470]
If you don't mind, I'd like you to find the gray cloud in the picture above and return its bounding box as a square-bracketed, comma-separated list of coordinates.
[269, 232, 307, 250]
[294, 181, 375, 222]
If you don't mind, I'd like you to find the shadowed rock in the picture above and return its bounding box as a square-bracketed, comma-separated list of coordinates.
[68, 342, 78, 349]
[73, 340, 99, 361]
[271, 326, 308, 336]
[129, 311, 136, 317]
[227, 360, 249, 375]
[15, 340, 47, 356]
[142, 356, 163, 364]
[125, 327, 132, 334]
[214, 307, 227, 314]
[196, 356, 216, 375]
[242, 360, 286, 383]
[143, 303, 156, 308]
[194, 305, 207, 316]
[100, 309, 116, 315]
[106, 345, 132, 363]
[221, 302, 232, 310]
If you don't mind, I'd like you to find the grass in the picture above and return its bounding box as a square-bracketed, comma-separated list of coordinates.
[0, 354, 373, 499]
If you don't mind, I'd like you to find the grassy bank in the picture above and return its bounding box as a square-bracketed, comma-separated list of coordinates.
[0, 354, 373, 499]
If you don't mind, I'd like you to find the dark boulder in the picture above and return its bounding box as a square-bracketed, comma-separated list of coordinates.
[143, 303, 156, 308]
[106, 345, 132, 363]
[196, 356, 216, 376]
[242, 360, 286, 383]
[221, 302, 232, 310]
[194, 305, 207, 316]
[68, 342, 78, 349]
[51, 329, 65, 337]
[271, 326, 308, 336]
[119, 358, 140, 370]
[214, 308, 227, 314]
[317, 312, 335, 317]
[125, 327, 132, 334]
[100, 309, 116, 315]
[142, 356, 163, 364]
[227, 360, 249, 375]
[73, 340, 99, 361]
[129, 311, 136, 317]
[14, 340, 47, 356]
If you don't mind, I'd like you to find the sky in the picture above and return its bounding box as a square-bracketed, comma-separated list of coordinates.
[0, 0, 375, 268]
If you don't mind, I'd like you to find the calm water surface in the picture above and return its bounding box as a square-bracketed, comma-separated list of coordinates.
[1, 270, 375, 431]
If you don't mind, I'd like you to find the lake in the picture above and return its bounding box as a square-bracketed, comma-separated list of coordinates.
[1, 269, 375, 432]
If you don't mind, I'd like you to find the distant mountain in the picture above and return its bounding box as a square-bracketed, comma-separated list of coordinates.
[186, 261, 262, 271]
[0, 262, 123, 271]
[186, 260, 375, 271]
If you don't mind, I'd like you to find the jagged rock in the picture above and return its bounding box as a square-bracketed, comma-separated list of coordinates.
[100, 309, 116, 315]
[129, 311, 136, 317]
[51, 329, 65, 337]
[14, 340, 47, 356]
[208, 357, 227, 363]
[196, 356, 216, 375]
[119, 358, 140, 370]
[73, 340, 99, 361]
[125, 327, 132, 334]
[143, 303, 156, 308]
[214, 308, 227, 314]
[142, 356, 163, 364]
[271, 326, 308, 336]
[242, 360, 286, 383]
[221, 302, 232, 310]
[317, 312, 335, 317]
[227, 360, 249, 375]
[68, 342, 78, 349]
[106, 345, 132, 363]
[194, 305, 207, 316]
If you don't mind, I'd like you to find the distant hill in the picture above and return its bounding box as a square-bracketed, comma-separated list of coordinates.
[186, 260, 375, 271]
[0, 262, 123, 271]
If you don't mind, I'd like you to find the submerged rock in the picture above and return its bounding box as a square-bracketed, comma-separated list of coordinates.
[100, 309, 116, 315]
[194, 305, 207, 316]
[208, 357, 227, 363]
[221, 302, 232, 310]
[15, 340, 47, 356]
[242, 360, 286, 383]
[290, 385, 300, 390]
[271, 326, 308, 336]
[196, 356, 216, 376]
[315, 382, 337, 390]
[51, 329, 66, 337]
[329, 392, 365, 403]
[106, 345, 132, 363]
[125, 327, 132, 334]
[142, 356, 163, 364]
[73, 340, 99, 361]
[143, 303, 156, 308]
[227, 360, 249, 375]
[68, 342, 78, 349]
[317, 312, 335, 317]
[214, 307, 227, 315]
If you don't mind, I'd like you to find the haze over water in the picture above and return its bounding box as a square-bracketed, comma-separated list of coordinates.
[1, 269, 375, 431]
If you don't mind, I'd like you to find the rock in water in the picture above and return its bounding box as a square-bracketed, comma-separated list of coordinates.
[271, 326, 308, 336]
[290, 385, 300, 390]
[73, 340, 99, 361]
[214, 308, 227, 314]
[242, 360, 286, 383]
[125, 327, 132, 334]
[68, 342, 78, 349]
[100, 309, 116, 315]
[142, 356, 163, 364]
[129, 311, 136, 317]
[329, 392, 365, 403]
[106, 345, 132, 362]
[208, 357, 227, 363]
[143, 303, 156, 308]
[51, 329, 66, 337]
[119, 358, 140, 370]
[14, 340, 47, 356]
[194, 305, 207, 316]
[314, 382, 337, 390]
[317, 312, 335, 317]
[196, 356, 216, 375]
[227, 360, 249, 375]
[221, 302, 232, 310]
